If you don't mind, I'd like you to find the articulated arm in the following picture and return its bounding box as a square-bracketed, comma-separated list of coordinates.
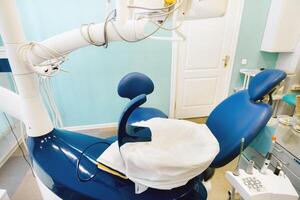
[24, 0, 229, 65]
[28, 20, 148, 65]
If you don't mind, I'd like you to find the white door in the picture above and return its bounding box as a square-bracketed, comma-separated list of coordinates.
[173, 0, 244, 118]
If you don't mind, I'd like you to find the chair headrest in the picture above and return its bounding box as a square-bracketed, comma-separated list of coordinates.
[248, 69, 286, 101]
[118, 72, 154, 100]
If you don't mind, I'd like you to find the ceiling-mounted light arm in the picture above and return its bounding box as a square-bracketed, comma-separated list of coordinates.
[25, 0, 228, 65]
[26, 19, 148, 66]
[116, 0, 130, 25]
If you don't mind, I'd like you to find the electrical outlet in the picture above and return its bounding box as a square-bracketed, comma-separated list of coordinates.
[241, 59, 247, 65]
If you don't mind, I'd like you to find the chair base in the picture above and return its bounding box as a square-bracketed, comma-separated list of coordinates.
[27, 129, 208, 200]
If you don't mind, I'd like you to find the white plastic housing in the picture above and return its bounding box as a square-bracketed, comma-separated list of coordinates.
[261, 0, 300, 52]
[183, 0, 229, 20]
[128, 0, 229, 21]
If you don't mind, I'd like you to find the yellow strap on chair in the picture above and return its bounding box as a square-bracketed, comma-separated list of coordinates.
[97, 163, 128, 179]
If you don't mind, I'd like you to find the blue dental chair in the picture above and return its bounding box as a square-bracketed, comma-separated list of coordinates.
[27, 69, 286, 200]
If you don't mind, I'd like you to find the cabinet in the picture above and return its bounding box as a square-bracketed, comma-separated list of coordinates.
[243, 124, 300, 196]
[261, 0, 300, 52]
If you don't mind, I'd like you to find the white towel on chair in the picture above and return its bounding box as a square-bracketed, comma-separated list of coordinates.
[97, 118, 219, 190]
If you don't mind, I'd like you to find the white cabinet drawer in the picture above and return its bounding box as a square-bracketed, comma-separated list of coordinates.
[271, 143, 300, 194]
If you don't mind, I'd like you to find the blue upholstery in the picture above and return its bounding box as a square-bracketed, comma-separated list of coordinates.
[207, 91, 272, 168]
[0, 59, 11, 73]
[207, 69, 286, 168]
[118, 94, 152, 147]
[118, 72, 154, 99]
[28, 129, 200, 200]
[118, 72, 168, 124]
[248, 69, 286, 101]
[282, 92, 299, 106]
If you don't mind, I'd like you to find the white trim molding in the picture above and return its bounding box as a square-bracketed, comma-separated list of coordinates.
[64, 122, 117, 132]
[63, 122, 117, 138]
[0, 47, 6, 59]
[0, 121, 23, 169]
[222, 0, 245, 98]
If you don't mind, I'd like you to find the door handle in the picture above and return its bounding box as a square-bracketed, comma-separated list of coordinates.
[222, 55, 230, 68]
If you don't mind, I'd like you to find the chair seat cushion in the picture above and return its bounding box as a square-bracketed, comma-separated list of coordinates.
[207, 91, 272, 168]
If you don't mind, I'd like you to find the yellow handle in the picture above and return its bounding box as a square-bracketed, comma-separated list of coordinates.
[223, 55, 230, 68]
[165, 0, 176, 5]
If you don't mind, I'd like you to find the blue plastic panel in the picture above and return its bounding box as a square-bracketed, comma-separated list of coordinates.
[27, 129, 206, 200]
[0, 59, 11, 73]
[118, 72, 154, 100]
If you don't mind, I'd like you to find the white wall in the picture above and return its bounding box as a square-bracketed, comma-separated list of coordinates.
[0, 122, 22, 168]
[276, 39, 300, 86]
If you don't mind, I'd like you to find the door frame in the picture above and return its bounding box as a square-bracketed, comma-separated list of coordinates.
[169, 0, 245, 118]
[0, 47, 6, 58]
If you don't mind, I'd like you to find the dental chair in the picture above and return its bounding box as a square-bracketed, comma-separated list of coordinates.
[27, 69, 286, 200]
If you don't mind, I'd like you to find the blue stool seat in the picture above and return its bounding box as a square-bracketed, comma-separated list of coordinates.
[282, 92, 299, 106]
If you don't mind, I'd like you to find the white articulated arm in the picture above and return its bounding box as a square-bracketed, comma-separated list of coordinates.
[28, 20, 148, 65]
[0, 86, 23, 121]
[26, 0, 229, 65]
[0, 0, 53, 137]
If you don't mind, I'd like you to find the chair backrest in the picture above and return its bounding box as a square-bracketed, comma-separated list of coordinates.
[207, 69, 286, 168]
[117, 94, 152, 147]
[118, 72, 154, 100]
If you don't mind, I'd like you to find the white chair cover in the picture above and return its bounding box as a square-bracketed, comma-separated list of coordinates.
[97, 118, 219, 190]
